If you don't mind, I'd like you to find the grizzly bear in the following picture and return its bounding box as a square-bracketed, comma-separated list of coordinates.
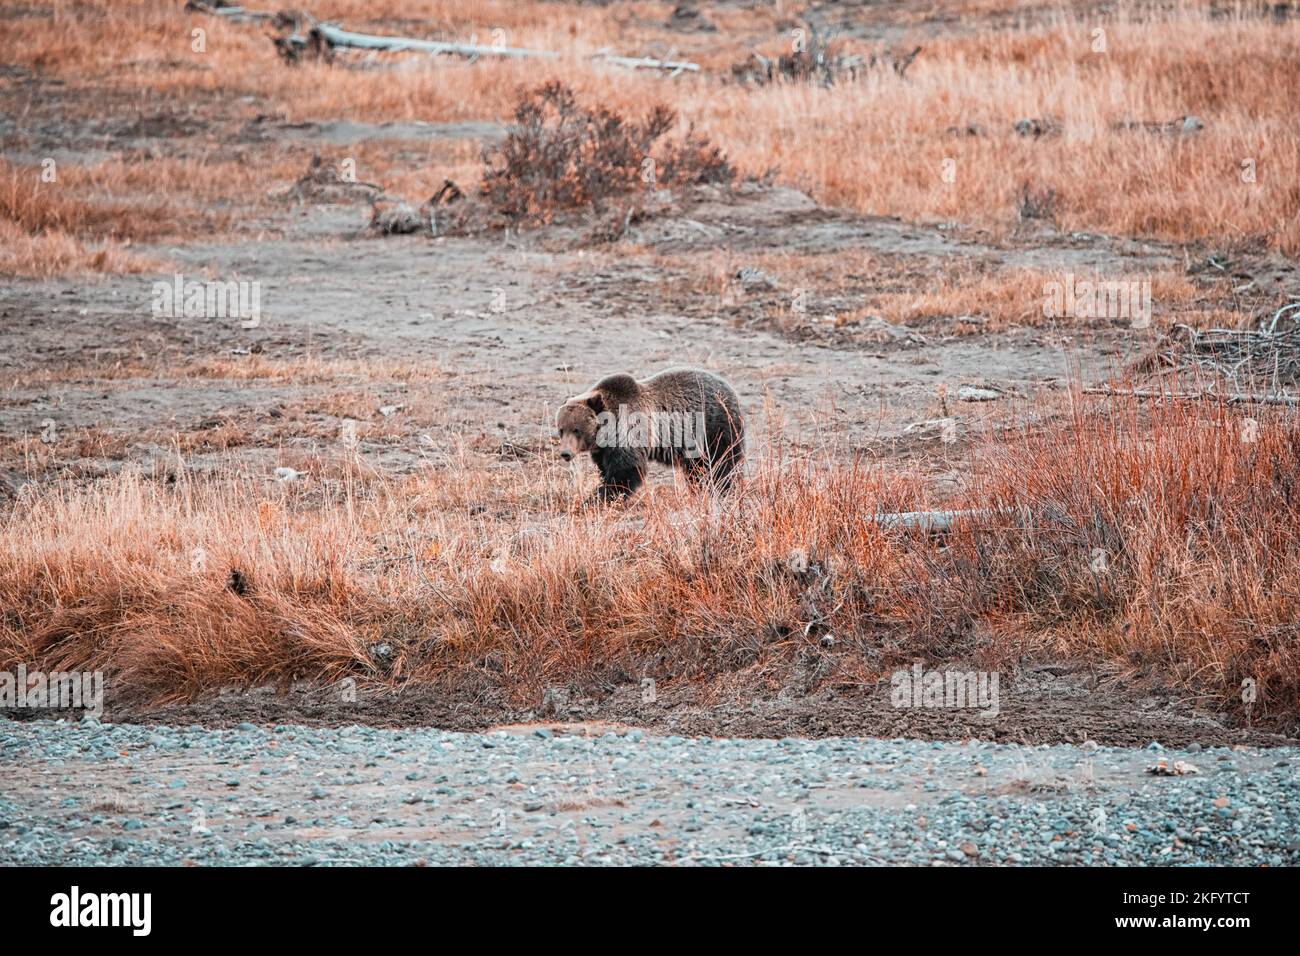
[555, 368, 745, 501]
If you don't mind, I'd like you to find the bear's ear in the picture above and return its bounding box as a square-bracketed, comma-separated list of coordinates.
[584, 391, 605, 415]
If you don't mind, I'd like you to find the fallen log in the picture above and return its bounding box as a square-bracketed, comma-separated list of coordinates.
[589, 51, 700, 75]
[868, 508, 1004, 533]
[185, 0, 274, 21]
[189, 2, 700, 73]
[1082, 385, 1300, 407]
[185, 0, 282, 24]
[308, 23, 558, 61]
[301, 25, 701, 73]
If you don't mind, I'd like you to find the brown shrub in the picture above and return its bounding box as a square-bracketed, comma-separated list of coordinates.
[480, 81, 735, 225]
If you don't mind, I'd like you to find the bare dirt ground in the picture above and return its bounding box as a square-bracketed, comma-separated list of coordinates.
[2, 185, 1145, 455]
[3, 1, 1299, 748]
[86, 672, 1294, 749]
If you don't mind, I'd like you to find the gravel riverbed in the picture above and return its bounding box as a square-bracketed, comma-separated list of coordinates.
[2, 719, 1297, 866]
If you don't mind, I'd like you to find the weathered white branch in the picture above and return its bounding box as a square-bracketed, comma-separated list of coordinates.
[310, 24, 559, 61]
[190, 3, 701, 74]
[1082, 385, 1300, 407]
[185, 1, 274, 21]
[590, 51, 700, 74]
[307, 25, 701, 73]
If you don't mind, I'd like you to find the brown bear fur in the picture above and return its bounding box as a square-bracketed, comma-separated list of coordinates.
[556, 368, 744, 501]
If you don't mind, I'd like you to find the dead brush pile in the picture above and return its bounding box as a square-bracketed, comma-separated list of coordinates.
[0, 395, 1296, 721]
[480, 81, 735, 226]
[730, 25, 920, 87]
[1143, 303, 1300, 389]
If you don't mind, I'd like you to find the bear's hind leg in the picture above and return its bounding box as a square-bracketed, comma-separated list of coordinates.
[679, 445, 740, 494]
[593, 447, 646, 503]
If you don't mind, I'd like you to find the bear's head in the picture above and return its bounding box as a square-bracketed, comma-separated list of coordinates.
[555, 391, 605, 461]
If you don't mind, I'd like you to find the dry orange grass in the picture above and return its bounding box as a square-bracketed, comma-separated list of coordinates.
[0, 218, 163, 278]
[2, 153, 303, 242]
[861, 267, 1206, 332]
[972, 393, 1300, 714]
[5, 2, 1296, 261]
[0, 159, 173, 275]
[4, 354, 453, 392]
[685, 7, 1300, 251]
[2, 392, 1297, 719]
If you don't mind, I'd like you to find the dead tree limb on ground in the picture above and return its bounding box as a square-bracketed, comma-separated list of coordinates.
[1082, 384, 1300, 407]
[869, 508, 1002, 532]
[303, 23, 559, 61]
[186, 0, 299, 27]
[294, 24, 700, 73]
[188, 2, 700, 73]
[866, 507, 1046, 533]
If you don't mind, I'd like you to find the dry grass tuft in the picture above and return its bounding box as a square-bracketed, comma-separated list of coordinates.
[0, 164, 168, 276]
[0, 219, 162, 278]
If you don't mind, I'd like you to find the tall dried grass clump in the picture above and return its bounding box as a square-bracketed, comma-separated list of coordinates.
[0, 164, 164, 277]
[970, 395, 1300, 715]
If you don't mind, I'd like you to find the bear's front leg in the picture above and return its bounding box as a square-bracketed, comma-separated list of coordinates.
[591, 447, 645, 503]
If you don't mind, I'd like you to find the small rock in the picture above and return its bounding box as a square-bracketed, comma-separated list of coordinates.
[1148, 759, 1200, 776]
[1014, 116, 1061, 138]
[734, 266, 778, 291]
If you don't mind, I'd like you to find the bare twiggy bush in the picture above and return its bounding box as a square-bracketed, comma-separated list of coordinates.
[480, 81, 734, 225]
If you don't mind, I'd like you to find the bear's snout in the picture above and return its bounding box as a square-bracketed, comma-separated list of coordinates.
[559, 449, 574, 461]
